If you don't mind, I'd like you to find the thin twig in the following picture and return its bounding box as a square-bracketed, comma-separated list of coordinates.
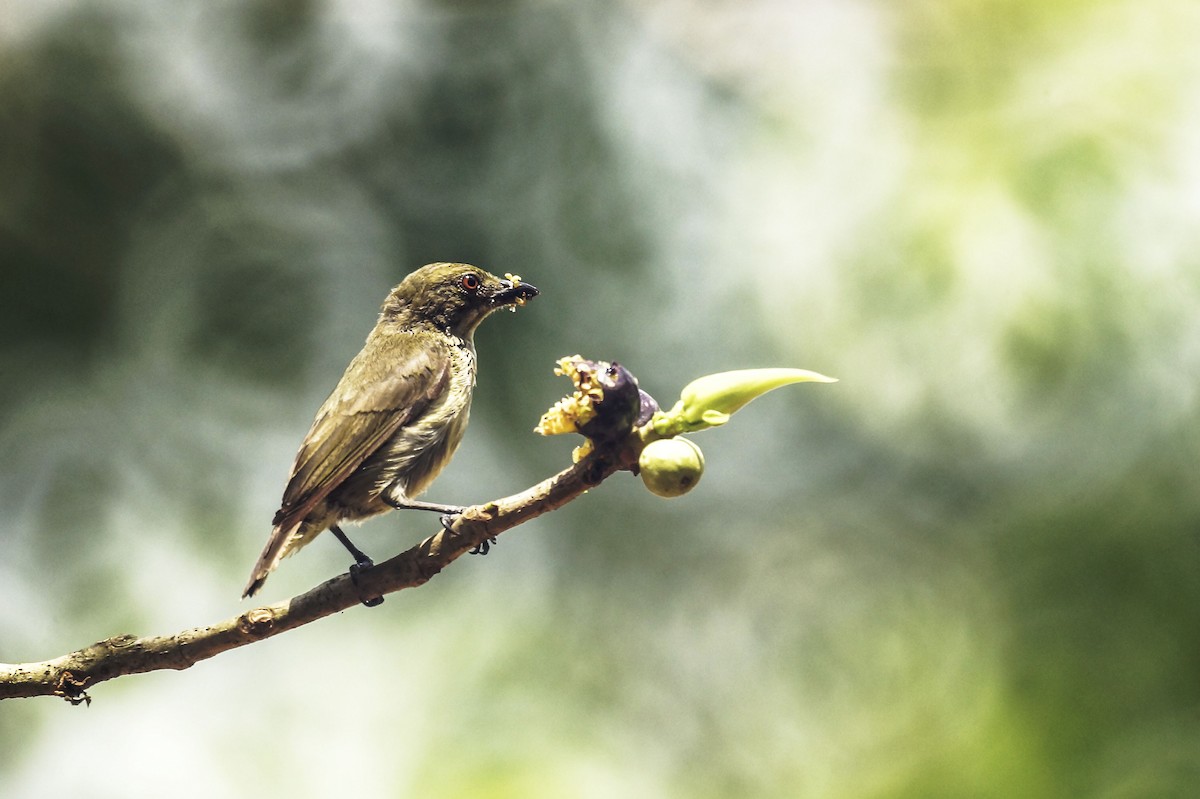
[0, 448, 632, 704]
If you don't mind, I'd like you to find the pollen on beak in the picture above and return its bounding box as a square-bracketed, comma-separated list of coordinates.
[494, 275, 539, 308]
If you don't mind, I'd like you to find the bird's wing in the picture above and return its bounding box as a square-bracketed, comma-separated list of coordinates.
[275, 333, 453, 532]
[242, 333, 451, 598]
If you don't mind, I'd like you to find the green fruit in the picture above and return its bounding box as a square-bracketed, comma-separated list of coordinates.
[639, 437, 705, 498]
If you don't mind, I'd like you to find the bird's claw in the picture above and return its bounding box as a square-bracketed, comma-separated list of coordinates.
[349, 559, 384, 607]
[470, 536, 497, 555]
[438, 512, 495, 555]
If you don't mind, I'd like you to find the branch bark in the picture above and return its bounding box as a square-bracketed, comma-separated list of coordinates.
[0, 447, 634, 704]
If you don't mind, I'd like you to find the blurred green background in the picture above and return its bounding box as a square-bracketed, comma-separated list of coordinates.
[3, 1, 1199, 796]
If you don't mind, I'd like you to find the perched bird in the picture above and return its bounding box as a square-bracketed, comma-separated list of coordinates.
[243, 263, 539, 598]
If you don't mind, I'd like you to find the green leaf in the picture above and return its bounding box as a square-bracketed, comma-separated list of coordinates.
[651, 367, 837, 434]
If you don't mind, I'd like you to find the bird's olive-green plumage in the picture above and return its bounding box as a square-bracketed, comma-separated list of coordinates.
[243, 263, 538, 597]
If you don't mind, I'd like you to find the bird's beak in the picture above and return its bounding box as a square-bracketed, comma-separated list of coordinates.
[491, 277, 540, 308]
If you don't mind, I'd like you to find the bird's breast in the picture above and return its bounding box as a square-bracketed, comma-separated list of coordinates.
[376, 342, 476, 500]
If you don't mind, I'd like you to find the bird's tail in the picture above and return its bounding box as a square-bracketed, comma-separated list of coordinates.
[242, 521, 302, 598]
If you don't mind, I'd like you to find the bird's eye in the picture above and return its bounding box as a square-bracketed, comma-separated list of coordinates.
[460, 273, 481, 292]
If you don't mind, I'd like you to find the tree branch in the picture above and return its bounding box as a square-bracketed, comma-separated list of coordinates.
[0, 447, 635, 704]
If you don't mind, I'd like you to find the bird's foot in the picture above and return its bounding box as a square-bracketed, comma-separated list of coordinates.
[470, 536, 497, 556]
[437, 513, 495, 555]
[349, 559, 384, 608]
[330, 523, 383, 607]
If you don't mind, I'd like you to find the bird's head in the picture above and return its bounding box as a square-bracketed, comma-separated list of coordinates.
[381, 263, 539, 338]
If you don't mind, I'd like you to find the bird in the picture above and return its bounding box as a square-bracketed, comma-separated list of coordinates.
[243, 263, 539, 599]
